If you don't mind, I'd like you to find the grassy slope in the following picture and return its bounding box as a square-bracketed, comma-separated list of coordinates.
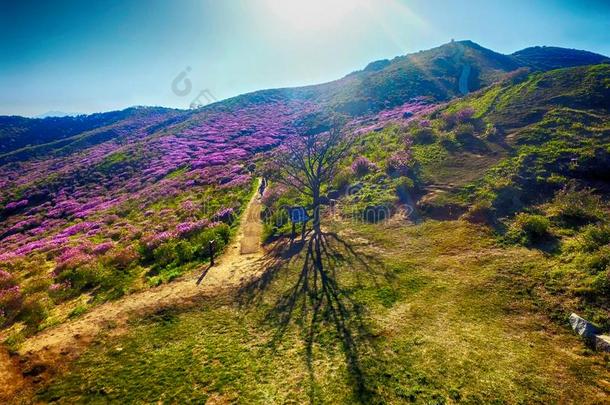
[37, 219, 609, 404]
[412, 64, 609, 209]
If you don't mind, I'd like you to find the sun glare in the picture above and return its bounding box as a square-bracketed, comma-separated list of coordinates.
[262, 0, 367, 31]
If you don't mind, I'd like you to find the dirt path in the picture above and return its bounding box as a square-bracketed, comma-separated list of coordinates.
[0, 183, 265, 402]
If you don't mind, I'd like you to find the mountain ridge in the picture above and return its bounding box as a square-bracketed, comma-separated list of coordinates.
[4, 40, 608, 120]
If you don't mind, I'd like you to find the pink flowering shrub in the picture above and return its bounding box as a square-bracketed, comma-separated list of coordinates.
[176, 219, 210, 238]
[54, 248, 93, 274]
[49, 281, 71, 292]
[48, 281, 72, 302]
[92, 241, 114, 255]
[456, 107, 475, 122]
[141, 231, 174, 251]
[4, 199, 28, 211]
[386, 151, 413, 176]
[261, 186, 285, 208]
[351, 156, 375, 177]
[441, 107, 475, 130]
[180, 200, 199, 217]
[214, 207, 235, 224]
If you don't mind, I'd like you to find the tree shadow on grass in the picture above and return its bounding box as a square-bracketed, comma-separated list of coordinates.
[238, 230, 392, 403]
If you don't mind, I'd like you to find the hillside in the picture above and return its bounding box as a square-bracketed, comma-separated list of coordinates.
[1, 41, 610, 403]
[2, 41, 607, 156]
[27, 64, 610, 401]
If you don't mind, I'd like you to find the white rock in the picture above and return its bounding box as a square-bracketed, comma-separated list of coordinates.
[569, 313, 598, 341]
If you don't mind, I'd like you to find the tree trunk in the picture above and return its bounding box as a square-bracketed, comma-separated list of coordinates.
[312, 185, 321, 234]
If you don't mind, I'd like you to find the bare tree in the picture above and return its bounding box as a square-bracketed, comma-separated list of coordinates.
[267, 123, 352, 233]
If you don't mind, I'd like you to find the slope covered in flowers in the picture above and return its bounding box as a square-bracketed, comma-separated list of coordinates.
[0, 94, 321, 334]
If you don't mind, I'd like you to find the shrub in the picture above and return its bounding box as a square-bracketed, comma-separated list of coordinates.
[351, 156, 375, 177]
[514, 213, 551, 243]
[214, 223, 231, 244]
[385, 151, 412, 177]
[462, 200, 494, 225]
[107, 246, 139, 270]
[332, 169, 353, 192]
[48, 281, 72, 302]
[580, 246, 610, 274]
[19, 293, 50, 329]
[0, 285, 23, 318]
[591, 273, 610, 298]
[549, 186, 605, 225]
[153, 243, 179, 268]
[454, 123, 476, 138]
[438, 132, 458, 150]
[417, 119, 431, 128]
[456, 107, 475, 123]
[56, 263, 104, 293]
[580, 225, 610, 252]
[489, 184, 523, 214]
[175, 241, 195, 264]
[54, 248, 93, 275]
[214, 207, 235, 224]
[411, 127, 436, 145]
[395, 176, 415, 193]
[92, 242, 114, 255]
[441, 112, 458, 130]
[0, 270, 16, 290]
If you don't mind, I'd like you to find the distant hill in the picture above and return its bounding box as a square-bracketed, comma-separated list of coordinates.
[2, 40, 607, 161]
[512, 46, 610, 70]
[33, 111, 80, 119]
[0, 107, 182, 160]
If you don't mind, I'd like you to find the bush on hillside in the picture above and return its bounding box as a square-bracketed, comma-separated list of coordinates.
[351, 156, 375, 177]
[385, 151, 412, 177]
[0, 285, 23, 322]
[456, 107, 475, 123]
[394, 176, 415, 192]
[462, 200, 495, 225]
[580, 224, 610, 253]
[441, 112, 458, 130]
[55, 263, 104, 294]
[549, 185, 605, 225]
[579, 246, 610, 275]
[332, 168, 353, 193]
[411, 127, 436, 145]
[454, 123, 477, 142]
[18, 293, 50, 330]
[510, 213, 551, 244]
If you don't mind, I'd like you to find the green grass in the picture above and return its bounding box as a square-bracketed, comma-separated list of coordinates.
[37, 219, 610, 403]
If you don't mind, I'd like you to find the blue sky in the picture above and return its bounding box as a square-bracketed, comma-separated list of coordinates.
[1, 0, 609, 117]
